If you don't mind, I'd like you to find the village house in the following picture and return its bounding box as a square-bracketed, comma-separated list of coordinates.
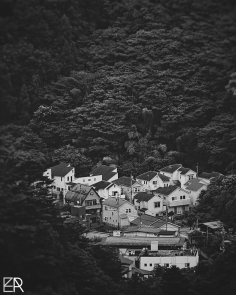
[198, 172, 223, 184]
[112, 176, 142, 201]
[65, 183, 101, 222]
[183, 178, 208, 206]
[133, 192, 164, 217]
[153, 186, 191, 215]
[90, 165, 118, 182]
[92, 180, 123, 200]
[102, 197, 138, 228]
[43, 162, 75, 201]
[178, 167, 197, 188]
[136, 171, 171, 191]
[159, 164, 182, 185]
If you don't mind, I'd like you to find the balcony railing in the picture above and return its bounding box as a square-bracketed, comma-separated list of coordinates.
[167, 198, 191, 207]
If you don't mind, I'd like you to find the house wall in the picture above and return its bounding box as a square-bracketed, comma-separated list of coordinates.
[146, 195, 163, 216]
[140, 253, 199, 270]
[74, 175, 102, 186]
[136, 176, 159, 191]
[187, 187, 207, 206]
[120, 183, 142, 200]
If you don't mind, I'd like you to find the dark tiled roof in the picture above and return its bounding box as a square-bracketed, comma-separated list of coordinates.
[113, 176, 136, 187]
[132, 267, 153, 275]
[103, 197, 132, 208]
[184, 179, 206, 191]
[131, 214, 158, 226]
[158, 173, 170, 182]
[159, 230, 177, 236]
[120, 255, 134, 265]
[199, 172, 223, 179]
[159, 164, 182, 173]
[100, 236, 185, 247]
[50, 163, 73, 177]
[136, 171, 157, 181]
[134, 192, 154, 203]
[123, 226, 160, 234]
[90, 165, 117, 181]
[92, 180, 113, 190]
[154, 186, 178, 196]
[65, 184, 96, 203]
[178, 167, 190, 175]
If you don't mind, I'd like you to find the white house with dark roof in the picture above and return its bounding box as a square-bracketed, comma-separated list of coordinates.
[43, 162, 75, 201]
[153, 186, 191, 215]
[183, 178, 208, 206]
[92, 180, 122, 200]
[90, 165, 118, 182]
[112, 176, 142, 201]
[198, 172, 223, 184]
[133, 192, 164, 217]
[159, 164, 182, 185]
[136, 171, 171, 191]
[102, 197, 137, 228]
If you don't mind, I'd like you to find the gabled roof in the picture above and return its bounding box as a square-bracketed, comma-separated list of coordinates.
[65, 184, 97, 203]
[131, 214, 158, 226]
[134, 192, 155, 203]
[50, 163, 73, 177]
[159, 164, 182, 174]
[178, 167, 191, 175]
[158, 173, 170, 182]
[154, 186, 178, 196]
[200, 221, 223, 229]
[113, 176, 137, 187]
[103, 197, 134, 209]
[184, 178, 207, 191]
[119, 255, 134, 265]
[90, 165, 117, 181]
[199, 172, 223, 179]
[136, 171, 157, 181]
[92, 180, 113, 190]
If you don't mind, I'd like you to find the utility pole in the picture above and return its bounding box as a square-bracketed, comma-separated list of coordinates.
[166, 205, 168, 231]
[130, 173, 133, 203]
[117, 196, 120, 230]
[196, 163, 198, 178]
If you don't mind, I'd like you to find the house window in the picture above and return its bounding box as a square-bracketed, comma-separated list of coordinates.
[154, 202, 160, 208]
[61, 177, 62, 181]
[150, 264, 152, 266]
[185, 263, 190, 267]
[53, 186, 56, 189]
[94, 178, 96, 181]
[67, 176, 69, 181]
[105, 206, 107, 210]
[126, 209, 128, 213]
[172, 197, 177, 201]
[88, 179, 91, 181]
[164, 263, 169, 267]
[70, 176, 72, 181]
[129, 209, 131, 213]
[57, 187, 60, 191]
[153, 181, 157, 184]
[83, 179, 85, 182]
[180, 196, 182, 200]
[105, 217, 107, 221]
[92, 200, 97, 205]
[90, 191, 94, 195]
[189, 175, 194, 180]
[61, 188, 63, 191]
[112, 212, 113, 216]
[183, 196, 185, 199]
[68, 187, 71, 190]
[110, 217, 111, 220]
[85, 199, 96, 206]
[144, 264, 147, 267]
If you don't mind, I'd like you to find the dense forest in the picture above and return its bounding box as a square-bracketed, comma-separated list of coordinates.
[1, 0, 236, 294]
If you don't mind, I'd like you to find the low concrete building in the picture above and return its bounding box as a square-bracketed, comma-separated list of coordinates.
[139, 248, 199, 270]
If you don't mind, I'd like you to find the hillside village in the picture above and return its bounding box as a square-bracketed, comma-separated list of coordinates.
[43, 162, 225, 277]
